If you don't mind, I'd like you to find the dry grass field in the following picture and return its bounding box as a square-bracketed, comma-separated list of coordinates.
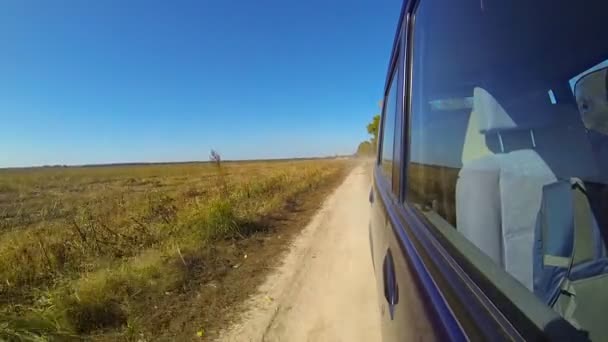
[0, 159, 351, 340]
[407, 162, 459, 226]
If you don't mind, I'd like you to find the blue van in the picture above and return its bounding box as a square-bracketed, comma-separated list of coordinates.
[369, 0, 608, 340]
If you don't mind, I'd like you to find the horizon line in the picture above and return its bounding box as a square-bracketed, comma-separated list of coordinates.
[0, 154, 355, 170]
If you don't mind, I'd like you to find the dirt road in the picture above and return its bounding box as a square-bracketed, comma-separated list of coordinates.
[220, 165, 381, 342]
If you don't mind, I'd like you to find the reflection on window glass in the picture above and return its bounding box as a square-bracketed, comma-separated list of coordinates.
[569, 59, 608, 92]
[381, 70, 398, 181]
[407, 0, 608, 338]
[573, 63, 608, 136]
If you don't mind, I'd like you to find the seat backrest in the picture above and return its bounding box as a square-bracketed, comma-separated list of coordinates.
[457, 88, 558, 289]
[533, 179, 608, 340]
[458, 87, 599, 289]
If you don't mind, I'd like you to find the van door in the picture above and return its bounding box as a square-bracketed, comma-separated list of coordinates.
[372, 19, 444, 339]
[373, 11, 454, 340]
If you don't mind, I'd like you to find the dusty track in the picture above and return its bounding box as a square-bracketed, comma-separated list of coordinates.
[220, 165, 381, 342]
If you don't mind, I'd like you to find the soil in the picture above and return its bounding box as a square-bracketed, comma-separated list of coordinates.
[219, 164, 381, 342]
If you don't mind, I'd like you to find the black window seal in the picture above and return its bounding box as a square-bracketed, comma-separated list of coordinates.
[377, 51, 400, 176]
[399, 8, 412, 203]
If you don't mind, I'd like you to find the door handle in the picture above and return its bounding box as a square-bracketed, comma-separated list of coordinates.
[383, 249, 399, 320]
[369, 188, 374, 203]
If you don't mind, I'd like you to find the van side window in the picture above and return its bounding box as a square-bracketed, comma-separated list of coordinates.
[405, 0, 608, 338]
[380, 69, 398, 184]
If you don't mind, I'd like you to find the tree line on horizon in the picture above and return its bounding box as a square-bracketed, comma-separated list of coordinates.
[356, 113, 380, 157]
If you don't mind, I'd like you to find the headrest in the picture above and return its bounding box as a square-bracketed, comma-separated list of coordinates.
[474, 87, 517, 133]
[474, 87, 585, 133]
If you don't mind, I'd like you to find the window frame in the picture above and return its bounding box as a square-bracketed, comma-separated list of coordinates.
[399, 13, 411, 202]
[377, 67, 397, 168]
[377, 45, 403, 197]
[392, 44, 406, 197]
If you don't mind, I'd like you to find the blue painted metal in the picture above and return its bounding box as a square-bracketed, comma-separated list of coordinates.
[374, 169, 467, 341]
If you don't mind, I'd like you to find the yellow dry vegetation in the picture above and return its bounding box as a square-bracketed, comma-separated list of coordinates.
[0, 159, 350, 340]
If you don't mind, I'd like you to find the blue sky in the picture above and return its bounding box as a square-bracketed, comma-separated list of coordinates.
[0, 0, 402, 167]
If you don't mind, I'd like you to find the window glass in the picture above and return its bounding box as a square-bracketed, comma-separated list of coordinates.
[406, 0, 608, 338]
[380, 69, 398, 182]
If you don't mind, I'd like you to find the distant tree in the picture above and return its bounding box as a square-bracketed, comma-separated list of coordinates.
[367, 114, 380, 147]
[358, 101, 383, 156]
[356, 141, 374, 156]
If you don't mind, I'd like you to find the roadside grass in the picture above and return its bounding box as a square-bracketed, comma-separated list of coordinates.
[0, 159, 350, 339]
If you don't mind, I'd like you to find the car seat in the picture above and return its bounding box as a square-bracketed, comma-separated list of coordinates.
[534, 178, 608, 340]
[456, 87, 597, 290]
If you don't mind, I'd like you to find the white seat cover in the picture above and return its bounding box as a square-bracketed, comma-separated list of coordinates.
[497, 150, 556, 288]
[457, 87, 556, 289]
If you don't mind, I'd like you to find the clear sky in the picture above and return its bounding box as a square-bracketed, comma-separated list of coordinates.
[0, 0, 402, 167]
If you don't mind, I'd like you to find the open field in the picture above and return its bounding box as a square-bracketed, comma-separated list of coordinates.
[0, 159, 352, 340]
